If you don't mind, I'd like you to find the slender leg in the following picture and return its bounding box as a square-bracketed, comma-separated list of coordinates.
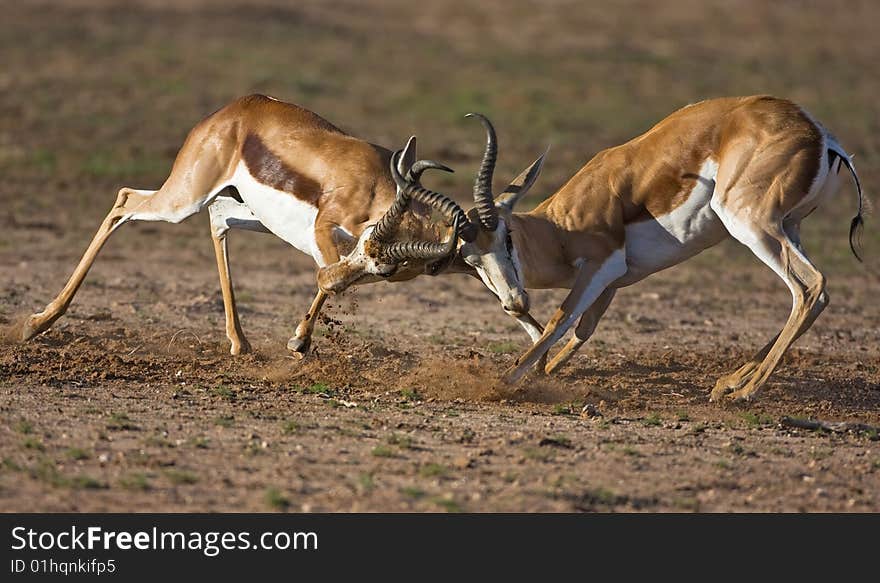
[501, 250, 626, 384]
[709, 219, 827, 401]
[512, 312, 547, 372]
[20, 212, 122, 340]
[207, 196, 273, 355]
[20, 186, 206, 341]
[544, 287, 616, 375]
[210, 228, 251, 355]
[287, 289, 328, 357]
[711, 228, 825, 393]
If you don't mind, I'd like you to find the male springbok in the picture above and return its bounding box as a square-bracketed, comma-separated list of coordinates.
[317, 97, 863, 401]
[453, 97, 865, 401]
[17, 94, 463, 354]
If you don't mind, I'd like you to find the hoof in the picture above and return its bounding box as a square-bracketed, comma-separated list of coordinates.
[710, 381, 756, 404]
[500, 365, 525, 385]
[229, 338, 252, 356]
[709, 383, 732, 403]
[286, 336, 310, 359]
[535, 356, 548, 376]
[724, 387, 758, 403]
[709, 374, 744, 402]
[18, 315, 44, 342]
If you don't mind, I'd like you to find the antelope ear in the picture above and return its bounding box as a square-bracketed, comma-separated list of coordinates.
[331, 225, 358, 257]
[495, 146, 549, 211]
[397, 136, 417, 176]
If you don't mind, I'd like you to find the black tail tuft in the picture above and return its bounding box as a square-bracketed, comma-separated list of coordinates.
[849, 213, 864, 263]
[830, 149, 865, 262]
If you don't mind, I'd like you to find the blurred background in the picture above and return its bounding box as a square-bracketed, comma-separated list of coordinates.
[1, 0, 877, 308]
[2, 0, 877, 214]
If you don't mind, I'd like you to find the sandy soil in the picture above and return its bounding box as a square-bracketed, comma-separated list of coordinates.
[1, 0, 878, 512]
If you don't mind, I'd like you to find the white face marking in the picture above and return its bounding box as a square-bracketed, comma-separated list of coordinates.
[621, 158, 727, 285]
[231, 162, 324, 264]
[461, 218, 529, 314]
[316, 225, 403, 294]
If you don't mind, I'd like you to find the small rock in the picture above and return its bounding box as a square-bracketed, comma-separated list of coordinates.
[581, 403, 603, 418]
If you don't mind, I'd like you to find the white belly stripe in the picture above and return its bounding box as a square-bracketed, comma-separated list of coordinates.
[231, 162, 324, 265]
[620, 158, 726, 285]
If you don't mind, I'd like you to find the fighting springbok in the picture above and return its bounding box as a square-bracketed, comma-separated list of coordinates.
[453, 96, 865, 401]
[316, 96, 864, 401]
[17, 94, 463, 354]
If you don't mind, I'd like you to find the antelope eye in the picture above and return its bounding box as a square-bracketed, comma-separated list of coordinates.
[377, 264, 398, 278]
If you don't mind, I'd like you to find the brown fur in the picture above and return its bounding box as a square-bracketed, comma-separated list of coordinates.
[241, 132, 322, 205]
[491, 96, 850, 403]
[18, 94, 441, 355]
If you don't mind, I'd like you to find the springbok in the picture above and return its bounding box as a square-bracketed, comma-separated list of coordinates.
[453, 97, 865, 401]
[17, 94, 463, 355]
[316, 97, 864, 401]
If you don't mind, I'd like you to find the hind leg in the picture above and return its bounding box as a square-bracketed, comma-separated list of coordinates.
[709, 214, 827, 402]
[21, 183, 221, 341]
[711, 222, 828, 397]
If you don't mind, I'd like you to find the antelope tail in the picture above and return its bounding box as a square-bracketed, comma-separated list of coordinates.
[828, 145, 866, 262]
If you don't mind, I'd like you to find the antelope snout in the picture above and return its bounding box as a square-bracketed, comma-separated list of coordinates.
[502, 291, 530, 315]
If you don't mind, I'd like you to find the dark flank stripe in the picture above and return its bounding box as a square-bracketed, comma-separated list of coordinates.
[242, 132, 321, 206]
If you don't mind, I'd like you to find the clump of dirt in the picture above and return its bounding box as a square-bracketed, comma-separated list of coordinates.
[401, 356, 510, 401]
[1, 316, 30, 346]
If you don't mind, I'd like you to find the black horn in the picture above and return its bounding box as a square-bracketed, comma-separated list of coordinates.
[370, 150, 411, 243]
[406, 159, 453, 183]
[381, 215, 460, 262]
[390, 148, 476, 242]
[465, 112, 499, 231]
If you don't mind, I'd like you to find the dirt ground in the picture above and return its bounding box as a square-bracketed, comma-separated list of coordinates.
[1, 0, 879, 512]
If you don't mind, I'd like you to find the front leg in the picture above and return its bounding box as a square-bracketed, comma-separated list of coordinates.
[512, 312, 548, 373]
[288, 220, 345, 357]
[287, 289, 328, 357]
[502, 250, 626, 384]
[544, 288, 616, 375]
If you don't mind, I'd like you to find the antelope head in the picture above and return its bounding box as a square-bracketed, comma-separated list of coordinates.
[456, 113, 547, 316]
[317, 141, 465, 294]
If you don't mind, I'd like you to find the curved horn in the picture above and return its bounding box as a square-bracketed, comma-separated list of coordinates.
[381, 215, 460, 262]
[370, 150, 411, 243]
[391, 151, 476, 242]
[406, 159, 453, 183]
[465, 112, 499, 231]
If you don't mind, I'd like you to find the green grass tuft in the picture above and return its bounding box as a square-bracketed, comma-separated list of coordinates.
[371, 445, 395, 458]
[419, 463, 448, 478]
[265, 487, 291, 511]
[65, 448, 91, 461]
[165, 469, 198, 485]
[119, 473, 151, 491]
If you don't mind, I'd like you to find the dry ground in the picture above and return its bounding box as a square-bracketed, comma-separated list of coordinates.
[1, 0, 879, 512]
